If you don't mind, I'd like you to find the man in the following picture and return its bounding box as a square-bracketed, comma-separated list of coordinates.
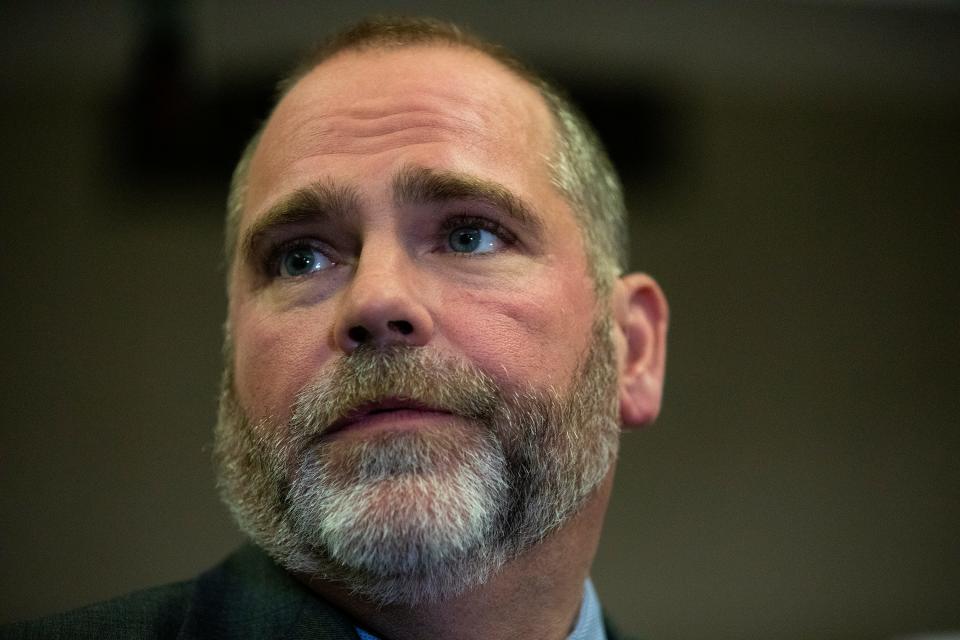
[3, 16, 667, 640]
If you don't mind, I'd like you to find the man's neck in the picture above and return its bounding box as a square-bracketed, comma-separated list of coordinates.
[302, 473, 613, 640]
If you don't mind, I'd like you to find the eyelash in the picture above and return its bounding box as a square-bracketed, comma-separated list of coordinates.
[438, 214, 517, 247]
[260, 214, 516, 276]
[263, 237, 332, 277]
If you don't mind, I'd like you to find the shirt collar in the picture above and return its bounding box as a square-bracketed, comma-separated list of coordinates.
[355, 579, 606, 640]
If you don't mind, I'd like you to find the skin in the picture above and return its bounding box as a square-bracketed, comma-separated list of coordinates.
[228, 44, 668, 640]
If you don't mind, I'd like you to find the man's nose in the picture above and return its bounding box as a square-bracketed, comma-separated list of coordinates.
[332, 245, 434, 354]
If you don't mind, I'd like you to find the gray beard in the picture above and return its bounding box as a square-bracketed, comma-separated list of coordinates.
[213, 314, 620, 605]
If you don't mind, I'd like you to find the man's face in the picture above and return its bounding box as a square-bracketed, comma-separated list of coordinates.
[217, 45, 622, 604]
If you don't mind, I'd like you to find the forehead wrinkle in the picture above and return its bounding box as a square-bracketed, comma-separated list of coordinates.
[324, 101, 491, 129]
[268, 68, 520, 161]
[285, 56, 503, 123]
[286, 108, 491, 160]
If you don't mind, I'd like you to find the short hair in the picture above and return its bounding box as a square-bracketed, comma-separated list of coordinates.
[225, 16, 627, 294]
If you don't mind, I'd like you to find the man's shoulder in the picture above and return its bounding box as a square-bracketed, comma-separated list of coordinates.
[0, 579, 196, 640]
[1, 545, 359, 640]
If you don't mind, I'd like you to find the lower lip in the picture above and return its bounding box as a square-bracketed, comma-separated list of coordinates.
[327, 409, 457, 440]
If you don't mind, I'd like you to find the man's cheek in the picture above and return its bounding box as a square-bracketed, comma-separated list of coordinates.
[232, 318, 325, 421]
[440, 290, 587, 388]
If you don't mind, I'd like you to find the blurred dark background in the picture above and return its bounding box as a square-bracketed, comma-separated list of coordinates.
[1, 2, 958, 638]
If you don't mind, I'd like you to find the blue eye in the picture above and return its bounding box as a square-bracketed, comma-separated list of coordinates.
[448, 227, 498, 254]
[278, 245, 333, 277]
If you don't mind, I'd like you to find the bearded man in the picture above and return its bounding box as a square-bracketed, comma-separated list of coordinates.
[2, 15, 667, 640]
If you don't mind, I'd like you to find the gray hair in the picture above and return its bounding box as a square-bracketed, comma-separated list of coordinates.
[224, 16, 626, 294]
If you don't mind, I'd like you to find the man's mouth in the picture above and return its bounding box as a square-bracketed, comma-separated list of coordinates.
[323, 398, 455, 439]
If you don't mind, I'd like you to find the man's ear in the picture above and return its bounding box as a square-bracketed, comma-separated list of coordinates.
[612, 273, 669, 430]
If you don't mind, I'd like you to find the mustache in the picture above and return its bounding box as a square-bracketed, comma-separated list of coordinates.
[287, 345, 504, 442]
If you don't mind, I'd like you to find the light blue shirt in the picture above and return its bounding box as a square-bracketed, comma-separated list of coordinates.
[355, 579, 606, 640]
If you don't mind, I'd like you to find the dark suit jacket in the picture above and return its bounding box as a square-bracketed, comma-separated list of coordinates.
[2, 545, 632, 639]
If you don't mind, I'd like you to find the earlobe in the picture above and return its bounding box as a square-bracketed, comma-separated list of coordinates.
[613, 273, 669, 429]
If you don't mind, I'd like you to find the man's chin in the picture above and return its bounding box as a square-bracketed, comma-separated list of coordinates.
[281, 426, 510, 602]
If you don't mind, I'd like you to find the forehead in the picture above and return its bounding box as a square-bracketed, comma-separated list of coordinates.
[242, 45, 560, 221]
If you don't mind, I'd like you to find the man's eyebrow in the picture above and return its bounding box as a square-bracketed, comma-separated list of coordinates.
[393, 165, 544, 233]
[239, 182, 362, 263]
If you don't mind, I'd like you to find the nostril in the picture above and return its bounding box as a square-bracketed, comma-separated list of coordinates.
[348, 326, 370, 343]
[387, 320, 414, 335]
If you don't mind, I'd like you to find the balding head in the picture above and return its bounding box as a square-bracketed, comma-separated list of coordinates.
[224, 16, 627, 295]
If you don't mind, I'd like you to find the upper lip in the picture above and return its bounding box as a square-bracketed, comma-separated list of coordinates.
[323, 398, 450, 436]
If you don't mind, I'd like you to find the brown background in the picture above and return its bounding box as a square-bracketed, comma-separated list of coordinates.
[1, 2, 958, 639]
